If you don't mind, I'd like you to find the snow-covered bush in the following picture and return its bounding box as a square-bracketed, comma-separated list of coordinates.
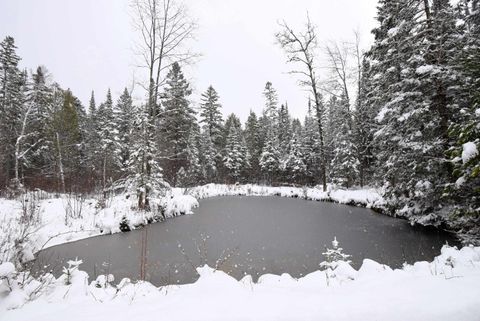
[62, 258, 83, 285]
[0, 262, 16, 293]
[63, 193, 85, 225]
[94, 274, 115, 288]
[320, 237, 352, 271]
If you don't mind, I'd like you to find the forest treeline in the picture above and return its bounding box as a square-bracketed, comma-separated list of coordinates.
[0, 0, 478, 235]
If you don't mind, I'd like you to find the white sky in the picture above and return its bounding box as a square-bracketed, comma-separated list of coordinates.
[0, 0, 378, 121]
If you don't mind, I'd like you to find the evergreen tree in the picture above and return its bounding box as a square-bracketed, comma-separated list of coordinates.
[199, 130, 217, 182]
[199, 85, 223, 147]
[284, 133, 307, 183]
[50, 89, 82, 192]
[353, 58, 376, 187]
[260, 128, 280, 184]
[0, 36, 23, 187]
[114, 88, 135, 171]
[126, 104, 168, 209]
[159, 62, 195, 186]
[96, 89, 118, 193]
[244, 110, 262, 181]
[278, 103, 292, 155]
[223, 125, 249, 183]
[303, 101, 323, 185]
[328, 95, 358, 187]
[444, 0, 480, 237]
[23, 66, 53, 186]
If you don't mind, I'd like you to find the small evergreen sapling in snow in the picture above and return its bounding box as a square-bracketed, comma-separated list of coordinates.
[62, 258, 82, 285]
[320, 237, 351, 271]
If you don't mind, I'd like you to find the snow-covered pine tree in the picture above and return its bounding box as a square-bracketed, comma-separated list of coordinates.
[18, 66, 54, 188]
[96, 89, 119, 194]
[159, 62, 195, 186]
[244, 110, 262, 182]
[444, 0, 480, 237]
[223, 124, 249, 183]
[199, 85, 223, 182]
[353, 58, 376, 187]
[329, 95, 359, 188]
[320, 237, 351, 271]
[291, 118, 302, 137]
[199, 130, 217, 182]
[367, 0, 428, 215]
[263, 82, 279, 130]
[284, 133, 307, 183]
[0, 36, 24, 189]
[199, 85, 223, 148]
[260, 127, 280, 184]
[125, 104, 168, 210]
[277, 103, 292, 181]
[83, 90, 100, 186]
[180, 123, 204, 186]
[278, 103, 292, 155]
[369, 0, 469, 222]
[114, 88, 135, 171]
[302, 100, 323, 185]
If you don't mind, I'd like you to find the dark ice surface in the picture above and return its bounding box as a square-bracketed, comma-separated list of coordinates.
[32, 196, 459, 286]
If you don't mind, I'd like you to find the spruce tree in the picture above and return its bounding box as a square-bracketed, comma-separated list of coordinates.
[159, 62, 195, 186]
[244, 110, 262, 181]
[126, 104, 168, 209]
[284, 133, 307, 183]
[199, 85, 223, 147]
[0, 36, 23, 187]
[260, 128, 280, 184]
[223, 125, 249, 183]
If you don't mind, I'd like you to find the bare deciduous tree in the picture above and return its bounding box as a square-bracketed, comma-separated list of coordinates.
[130, 0, 197, 209]
[131, 0, 197, 115]
[324, 41, 352, 108]
[276, 15, 327, 191]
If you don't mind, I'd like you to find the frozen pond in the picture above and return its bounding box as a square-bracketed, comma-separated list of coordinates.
[33, 196, 459, 285]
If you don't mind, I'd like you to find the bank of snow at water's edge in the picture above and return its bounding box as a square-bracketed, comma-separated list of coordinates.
[1, 184, 381, 264]
[180, 184, 384, 208]
[1, 245, 480, 321]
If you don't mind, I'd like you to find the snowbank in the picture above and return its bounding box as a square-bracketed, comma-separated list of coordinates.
[1, 184, 381, 266]
[182, 183, 384, 209]
[0, 192, 200, 264]
[1, 245, 479, 321]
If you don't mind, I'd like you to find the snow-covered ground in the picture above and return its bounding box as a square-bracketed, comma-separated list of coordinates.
[183, 183, 384, 209]
[0, 191, 199, 265]
[1, 245, 480, 321]
[0, 184, 382, 265]
[2, 185, 480, 320]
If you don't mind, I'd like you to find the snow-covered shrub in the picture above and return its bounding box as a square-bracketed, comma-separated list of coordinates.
[164, 195, 199, 217]
[0, 262, 16, 293]
[62, 258, 83, 285]
[320, 237, 351, 271]
[63, 193, 85, 225]
[320, 238, 353, 286]
[94, 274, 115, 288]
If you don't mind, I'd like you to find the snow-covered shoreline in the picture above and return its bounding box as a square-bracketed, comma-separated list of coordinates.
[0, 184, 384, 266]
[182, 183, 385, 209]
[1, 184, 479, 320]
[1, 244, 480, 320]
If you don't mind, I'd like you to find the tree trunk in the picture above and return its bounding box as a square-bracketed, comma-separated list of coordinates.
[56, 132, 66, 193]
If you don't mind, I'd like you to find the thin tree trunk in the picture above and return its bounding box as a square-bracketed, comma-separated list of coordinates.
[56, 132, 66, 193]
[102, 154, 107, 199]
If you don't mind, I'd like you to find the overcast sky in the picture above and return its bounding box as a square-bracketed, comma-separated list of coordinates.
[0, 0, 378, 121]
